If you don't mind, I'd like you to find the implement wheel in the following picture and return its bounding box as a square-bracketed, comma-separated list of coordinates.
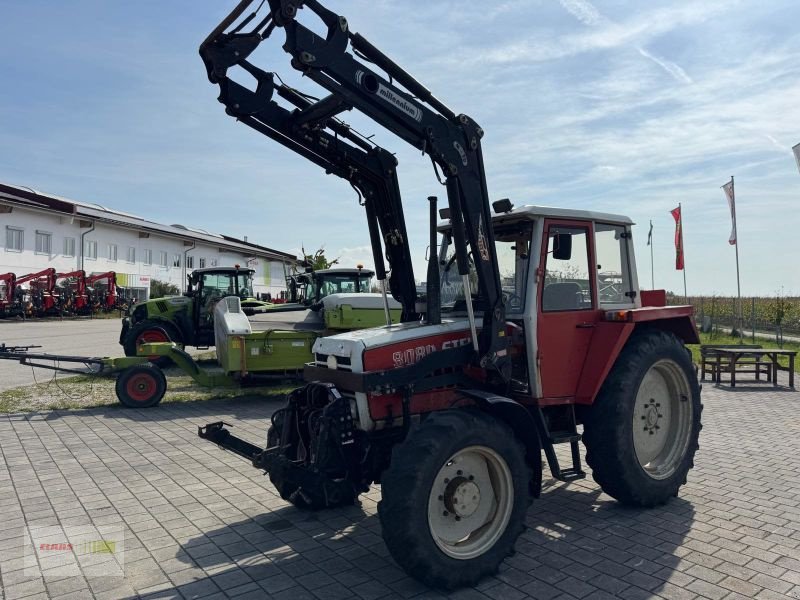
[116, 364, 167, 408]
[582, 330, 702, 507]
[378, 409, 531, 589]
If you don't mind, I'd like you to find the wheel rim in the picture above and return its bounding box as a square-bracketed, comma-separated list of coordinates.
[632, 359, 693, 480]
[137, 329, 169, 360]
[427, 445, 514, 560]
[126, 373, 156, 403]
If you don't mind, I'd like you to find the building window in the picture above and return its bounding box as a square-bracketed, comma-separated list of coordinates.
[173, 254, 181, 268]
[35, 231, 52, 255]
[127, 246, 136, 263]
[210, 258, 218, 267]
[64, 237, 76, 257]
[85, 240, 98, 260]
[159, 251, 168, 267]
[199, 257, 206, 268]
[186, 256, 194, 269]
[5, 227, 23, 252]
[108, 243, 118, 262]
[143, 249, 152, 265]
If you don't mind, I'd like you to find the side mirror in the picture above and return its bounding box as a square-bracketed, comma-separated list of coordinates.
[553, 233, 572, 260]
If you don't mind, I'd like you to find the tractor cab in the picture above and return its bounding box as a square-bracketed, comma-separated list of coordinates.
[187, 266, 255, 339]
[438, 203, 641, 399]
[304, 267, 373, 307]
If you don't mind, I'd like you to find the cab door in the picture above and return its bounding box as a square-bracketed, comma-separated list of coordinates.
[536, 220, 600, 400]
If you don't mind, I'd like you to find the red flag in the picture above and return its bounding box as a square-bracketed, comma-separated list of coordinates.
[671, 206, 684, 270]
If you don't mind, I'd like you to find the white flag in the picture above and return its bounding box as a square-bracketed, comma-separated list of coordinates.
[793, 143, 800, 174]
[722, 180, 736, 245]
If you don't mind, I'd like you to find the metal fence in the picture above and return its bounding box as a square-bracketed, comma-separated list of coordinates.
[667, 295, 800, 345]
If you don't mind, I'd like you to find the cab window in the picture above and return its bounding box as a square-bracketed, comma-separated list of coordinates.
[439, 222, 532, 314]
[595, 223, 633, 305]
[542, 226, 593, 311]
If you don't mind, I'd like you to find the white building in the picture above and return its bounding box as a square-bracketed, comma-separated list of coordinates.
[0, 182, 298, 301]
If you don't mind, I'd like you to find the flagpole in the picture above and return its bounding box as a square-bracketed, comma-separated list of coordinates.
[732, 176, 742, 340]
[680, 202, 687, 303]
[649, 220, 654, 289]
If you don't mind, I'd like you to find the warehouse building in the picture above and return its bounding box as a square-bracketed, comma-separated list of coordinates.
[0, 182, 298, 302]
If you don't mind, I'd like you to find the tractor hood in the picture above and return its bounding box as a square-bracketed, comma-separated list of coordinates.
[313, 318, 478, 372]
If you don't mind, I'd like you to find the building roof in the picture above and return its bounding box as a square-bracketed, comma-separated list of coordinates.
[0, 181, 298, 262]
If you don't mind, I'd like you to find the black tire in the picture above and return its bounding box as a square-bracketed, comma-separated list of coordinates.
[115, 364, 167, 408]
[378, 409, 532, 590]
[582, 330, 702, 507]
[123, 320, 180, 367]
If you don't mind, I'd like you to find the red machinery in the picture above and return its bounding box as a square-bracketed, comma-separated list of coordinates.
[55, 270, 90, 315]
[0, 273, 19, 318]
[16, 268, 58, 317]
[86, 271, 118, 311]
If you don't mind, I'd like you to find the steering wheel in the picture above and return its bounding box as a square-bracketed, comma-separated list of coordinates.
[503, 291, 522, 309]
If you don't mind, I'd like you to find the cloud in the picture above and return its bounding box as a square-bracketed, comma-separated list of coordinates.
[558, 0, 603, 26]
[637, 47, 693, 84]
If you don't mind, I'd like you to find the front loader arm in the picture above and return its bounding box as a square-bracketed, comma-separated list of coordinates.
[201, 0, 509, 378]
[206, 59, 417, 321]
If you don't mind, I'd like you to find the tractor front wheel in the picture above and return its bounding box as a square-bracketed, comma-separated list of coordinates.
[115, 364, 167, 408]
[582, 330, 702, 507]
[378, 409, 531, 589]
[123, 321, 180, 367]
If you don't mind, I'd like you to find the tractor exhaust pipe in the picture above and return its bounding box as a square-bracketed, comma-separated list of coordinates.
[426, 196, 441, 325]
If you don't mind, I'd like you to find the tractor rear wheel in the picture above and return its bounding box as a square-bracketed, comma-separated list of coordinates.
[123, 320, 180, 367]
[582, 330, 702, 507]
[378, 409, 531, 590]
[115, 364, 167, 408]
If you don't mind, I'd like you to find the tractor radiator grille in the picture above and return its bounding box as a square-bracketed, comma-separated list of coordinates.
[314, 353, 352, 371]
[156, 301, 169, 313]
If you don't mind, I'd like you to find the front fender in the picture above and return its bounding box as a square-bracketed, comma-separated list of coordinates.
[459, 390, 542, 498]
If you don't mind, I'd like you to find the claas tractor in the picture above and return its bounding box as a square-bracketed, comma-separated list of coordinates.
[120, 266, 254, 360]
[196, 1, 702, 590]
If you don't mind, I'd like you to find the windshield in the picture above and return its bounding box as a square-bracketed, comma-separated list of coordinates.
[310, 273, 372, 301]
[202, 272, 253, 297]
[439, 222, 532, 314]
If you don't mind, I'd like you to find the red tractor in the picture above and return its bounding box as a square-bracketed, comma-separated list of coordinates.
[16, 268, 59, 317]
[0, 273, 20, 318]
[86, 271, 118, 312]
[197, 2, 702, 589]
[55, 270, 90, 315]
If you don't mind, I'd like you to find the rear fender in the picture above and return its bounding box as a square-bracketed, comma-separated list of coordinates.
[576, 312, 699, 405]
[459, 390, 542, 498]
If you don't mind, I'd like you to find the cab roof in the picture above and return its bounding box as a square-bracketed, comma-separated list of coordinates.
[438, 204, 634, 230]
[191, 267, 255, 275]
[314, 268, 375, 276]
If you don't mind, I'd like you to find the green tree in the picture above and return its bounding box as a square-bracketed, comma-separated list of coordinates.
[150, 279, 179, 299]
[302, 246, 339, 271]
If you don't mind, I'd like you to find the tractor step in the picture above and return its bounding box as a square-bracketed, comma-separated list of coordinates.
[555, 467, 586, 482]
[533, 406, 586, 483]
[549, 432, 581, 444]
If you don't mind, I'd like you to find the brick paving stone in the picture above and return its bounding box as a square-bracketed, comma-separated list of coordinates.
[1, 374, 799, 599]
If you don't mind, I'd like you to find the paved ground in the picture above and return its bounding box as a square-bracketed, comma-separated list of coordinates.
[0, 319, 209, 392]
[0, 319, 127, 391]
[1, 373, 799, 600]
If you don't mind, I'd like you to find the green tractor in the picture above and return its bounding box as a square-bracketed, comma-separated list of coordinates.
[120, 266, 385, 361]
[120, 266, 255, 360]
[240, 266, 373, 314]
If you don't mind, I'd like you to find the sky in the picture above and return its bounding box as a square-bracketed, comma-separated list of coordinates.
[1, 0, 798, 296]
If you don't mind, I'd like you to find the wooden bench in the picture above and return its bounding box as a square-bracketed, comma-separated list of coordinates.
[700, 344, 772, 383]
